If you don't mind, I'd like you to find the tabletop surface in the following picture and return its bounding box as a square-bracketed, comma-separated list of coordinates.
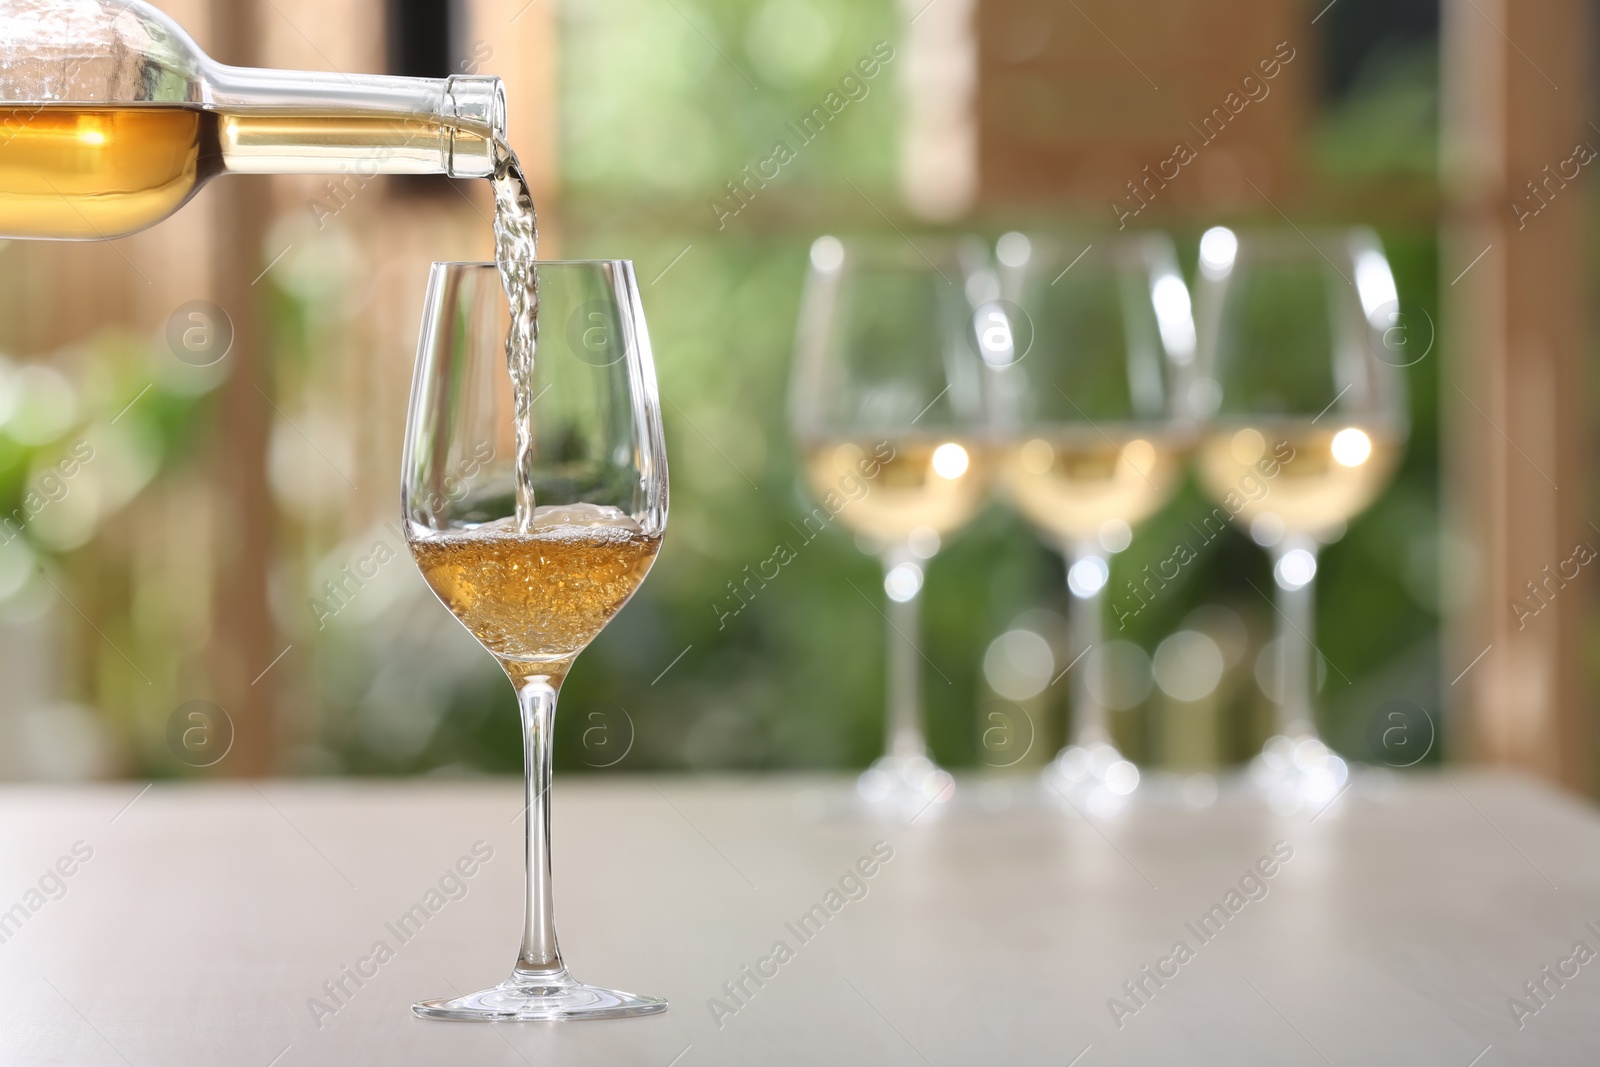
[1, 772, 1597, 1066]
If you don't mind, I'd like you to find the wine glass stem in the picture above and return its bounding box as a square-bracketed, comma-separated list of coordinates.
[516, 676, 566, 977]
[883, 551, 925, 760]
[1067, 542, 1108, 748]
[1273, 537, 1319, 740]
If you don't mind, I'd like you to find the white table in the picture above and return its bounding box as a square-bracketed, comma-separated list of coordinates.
[0, 773, 1596, 1065]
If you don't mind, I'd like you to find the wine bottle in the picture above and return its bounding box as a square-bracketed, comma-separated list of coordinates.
[0, 0, 506, 239]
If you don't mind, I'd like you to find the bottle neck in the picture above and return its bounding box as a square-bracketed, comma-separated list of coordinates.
[202, 65, 505, 178]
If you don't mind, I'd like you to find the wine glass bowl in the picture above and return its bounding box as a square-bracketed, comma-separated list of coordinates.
[1191, 227, 1407, 810]
[1192, 227, 1406, 540]
[402, 260, 667, 1020]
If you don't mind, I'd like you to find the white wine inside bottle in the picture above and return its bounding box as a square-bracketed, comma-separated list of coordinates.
[0, 104, 217, 238]
[0, 103, 485, 238]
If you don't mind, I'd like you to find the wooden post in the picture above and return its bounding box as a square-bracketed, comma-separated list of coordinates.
[1443, 0, 1592, 790]
[972, 0, 1308, 215]
[207, 0, 279, 776]
[471, 0, 561, 239]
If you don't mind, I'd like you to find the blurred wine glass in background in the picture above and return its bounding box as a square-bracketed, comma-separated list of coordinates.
[790, 236, 992, 818]
[990, 232, 1196, 810]
[1192, 226, 1407, 812]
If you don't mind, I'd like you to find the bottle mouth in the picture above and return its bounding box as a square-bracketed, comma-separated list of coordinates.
[442, 76, 506, 178]
[444, 75, 507, 140]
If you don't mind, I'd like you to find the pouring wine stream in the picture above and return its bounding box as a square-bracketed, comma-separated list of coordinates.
[490, 138, 541, 530]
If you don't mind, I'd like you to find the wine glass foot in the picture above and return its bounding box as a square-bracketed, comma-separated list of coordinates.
[856, 754, 955, 820]
[1250, 734, 1349, 815]
[413, 969, 667, 1022]
[1043, 742, 1141, 814]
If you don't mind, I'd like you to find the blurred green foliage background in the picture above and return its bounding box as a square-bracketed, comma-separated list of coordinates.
[0, 0, 1444, 780]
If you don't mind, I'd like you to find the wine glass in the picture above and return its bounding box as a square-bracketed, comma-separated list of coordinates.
[790, 235, 991, 818]
[989, 232, 1196, 806]
[402, 260, 668, 1020]
[1191, 227, 1407, 809]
